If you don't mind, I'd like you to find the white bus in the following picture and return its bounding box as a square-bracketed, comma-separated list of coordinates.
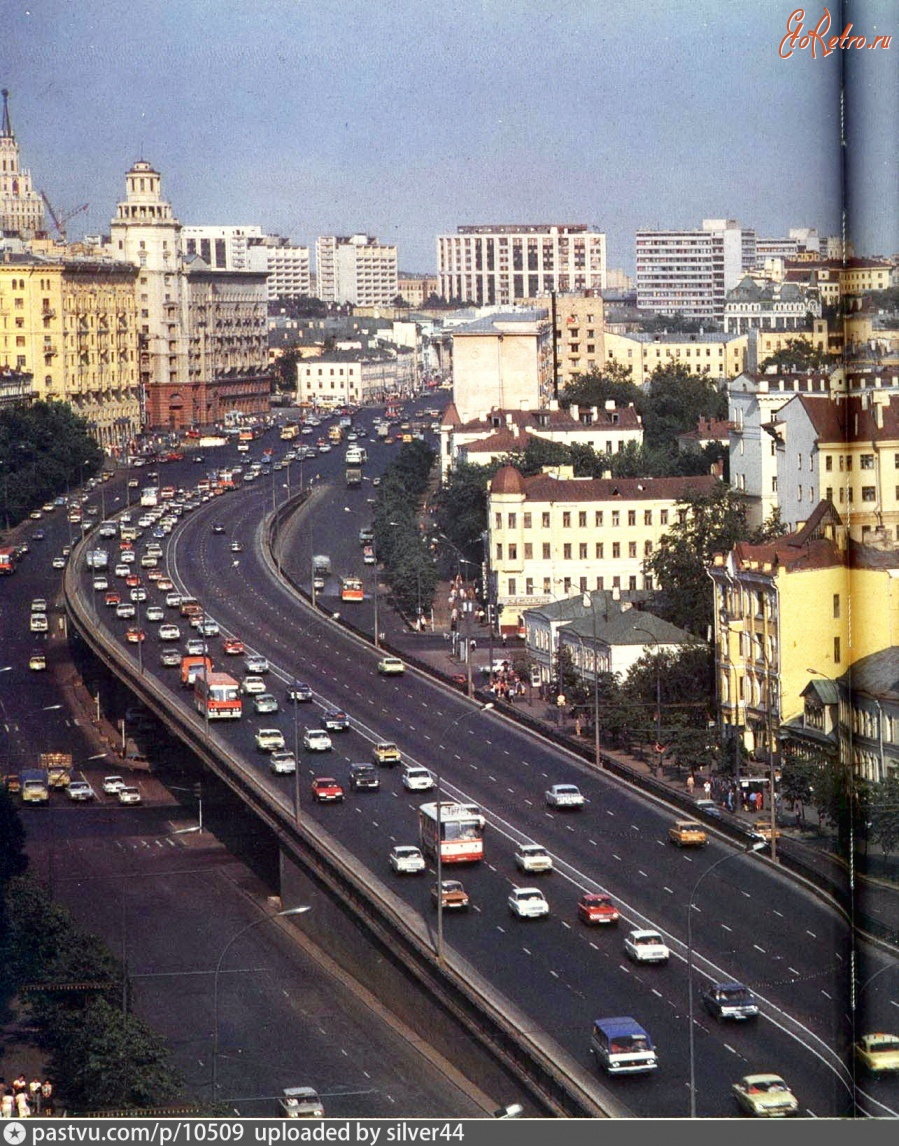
[140, 486, 159, 507]
[419, 801, 486, 864]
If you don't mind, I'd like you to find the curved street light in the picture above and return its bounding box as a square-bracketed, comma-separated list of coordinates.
[687, 842, 764, 1117]
[212, 906, 311, 1099]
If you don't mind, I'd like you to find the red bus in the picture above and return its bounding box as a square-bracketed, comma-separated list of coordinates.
[194, 672, 242, 720]
[0, 547, 16, 575]
[419, 802, 485, 864]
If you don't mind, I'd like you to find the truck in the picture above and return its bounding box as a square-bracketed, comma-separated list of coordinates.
[180, 654, 213, 688]
[0, 547, 17, 575]
[21, 768, 50, 804]
[345, 466, 362, 489]
[280, 422, 300, 441]
[41, 752, 73, 789]
[312, 554, 331, 578]
[590, 1016, 657, 1075]
[328, 425, 342, 444]
[376, 422, 389, 440]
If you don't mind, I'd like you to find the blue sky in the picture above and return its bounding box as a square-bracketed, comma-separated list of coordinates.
[3, 0, 895, 273]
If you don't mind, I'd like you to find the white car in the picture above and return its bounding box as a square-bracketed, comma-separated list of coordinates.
[29, 613, 49, 632]
[198, 619, 220, 637]
[389, 845, 427, 874]
[508, 887, 550, 919]
[401, 766, 435, 791]
[624, 929, 670, 964]
[67, 780, 96, 801]
[241, 676, 266, 695]
[514, 843, 554, 874]
[145, 605, 165, 622]
[102, 775, 125, 794]
[92, 576, 109, 591]
[377, 656, 405, 676]
[118, 785, 142, 805]
[165, 592, 183, 608]
[270, 751, 297, 775]
[115, 602, 136, 619]
[303, 729, 332, 752]
[158, 623, 181, 641]
[255, 728, 286, 752]
[545, 783, 586, 810]
[130, 587, 148, 602]
[243, 655, 270, 674]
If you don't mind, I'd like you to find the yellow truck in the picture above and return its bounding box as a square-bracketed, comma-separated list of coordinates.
[42, 752, 73, 789]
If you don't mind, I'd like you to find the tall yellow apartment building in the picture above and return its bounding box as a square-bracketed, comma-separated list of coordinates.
[0, 254, 141, 447]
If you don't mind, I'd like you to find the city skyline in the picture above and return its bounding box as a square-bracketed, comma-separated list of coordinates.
[3, 0, 896, 274]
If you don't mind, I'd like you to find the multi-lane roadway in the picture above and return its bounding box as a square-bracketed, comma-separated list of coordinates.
[61, 407, 899, 1119]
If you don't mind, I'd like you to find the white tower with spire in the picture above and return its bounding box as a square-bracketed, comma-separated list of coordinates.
[109, 159, 190, 416]
[0, 88, 46, 237]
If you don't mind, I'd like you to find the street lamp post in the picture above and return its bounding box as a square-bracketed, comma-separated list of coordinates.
[433, 702, 494, 962]
[687, 842, 764, 1117]
[581, 593, 602, 769]
[212, 906, 310, 1099]
[635, 626, 663, 755]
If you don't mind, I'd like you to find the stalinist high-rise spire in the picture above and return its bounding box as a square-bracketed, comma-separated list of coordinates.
[0, 88, 46, 238]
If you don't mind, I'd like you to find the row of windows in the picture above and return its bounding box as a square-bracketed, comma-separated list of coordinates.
[495, 508, 678, 529]
[507, 574, 651, 597]
[497, 540, 654, 561]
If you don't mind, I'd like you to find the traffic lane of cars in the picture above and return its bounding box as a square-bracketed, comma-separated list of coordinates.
[164, 494, 858, 1062]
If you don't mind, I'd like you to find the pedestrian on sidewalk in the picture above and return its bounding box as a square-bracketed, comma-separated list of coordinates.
[703, 779, 711, 798]
[1, 1090, 13, 1119]
[686, 773, 695, 794]
[40, 1080, 53, 1117]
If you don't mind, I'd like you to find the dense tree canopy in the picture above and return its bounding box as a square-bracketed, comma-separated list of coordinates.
[645, 485, 785, 635]
[0, 401, 103, 528]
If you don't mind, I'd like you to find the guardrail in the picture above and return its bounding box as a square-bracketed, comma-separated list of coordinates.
[63, 546, 624, 1120]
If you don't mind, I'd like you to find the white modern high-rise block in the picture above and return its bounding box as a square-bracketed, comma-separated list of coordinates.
[437, 224, 606, 306]
[181, 225, 264, 270]
[315, 233, 398, 306]
[635, 219, 756, 322]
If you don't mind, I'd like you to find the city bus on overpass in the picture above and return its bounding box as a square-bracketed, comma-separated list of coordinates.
[419, 802, 486, 864]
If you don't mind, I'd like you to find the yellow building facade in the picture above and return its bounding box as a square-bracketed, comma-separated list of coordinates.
[489, 464, 717, 631]
[0, 256, 141, 447]
[709, 505, 851, 758]
[603, 330, 748, 386]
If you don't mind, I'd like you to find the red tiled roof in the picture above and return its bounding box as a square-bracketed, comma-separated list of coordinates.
[456, 405, 642, 433]
[793, 394, 899, 443]
[490, 465, 525, 495]
[519, 472, 718, 503]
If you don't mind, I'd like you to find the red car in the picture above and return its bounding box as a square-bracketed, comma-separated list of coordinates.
[223, 638, 245, 655]
[311, 777, 345, 803]
[125, 573, 141, 587]
[577, 892, 620, 926]
[104, 591, 121, 607]
[166, 451, 184, 461]
[125, 627, 146, 643]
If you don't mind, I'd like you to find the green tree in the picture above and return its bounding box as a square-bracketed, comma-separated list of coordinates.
[432, 461, 497, 568]
[645, 484, 753, 635]
[640, 363, 727, 453]
[0, 400, 103, 527]
[53, 997, 183, 1113]
[759, 338, 834, 373]
[271, 349, 300, 393]
[867, 776, 899, 860]
[559, 361, 641, 412]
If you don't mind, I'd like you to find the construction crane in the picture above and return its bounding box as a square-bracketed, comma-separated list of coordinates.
[39, 191, 89, 242]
